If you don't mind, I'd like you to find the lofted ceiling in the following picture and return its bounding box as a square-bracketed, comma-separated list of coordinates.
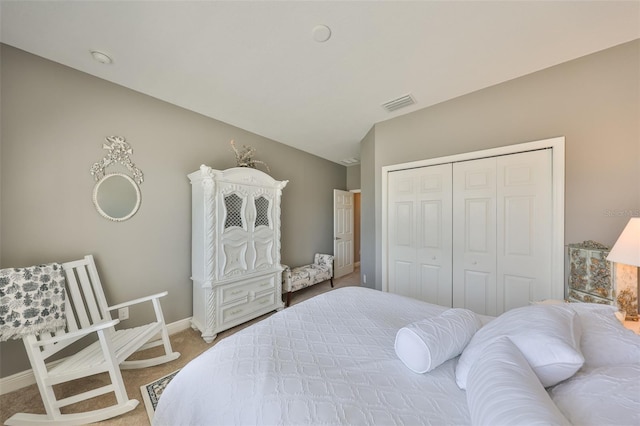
[1, 1, 639, 165]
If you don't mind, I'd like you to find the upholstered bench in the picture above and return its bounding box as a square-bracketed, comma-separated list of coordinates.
[283, 253, 334, 306]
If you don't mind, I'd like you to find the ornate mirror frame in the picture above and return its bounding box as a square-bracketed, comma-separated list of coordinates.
[92, 173, 141, 222]
[90, 136, 144, 222]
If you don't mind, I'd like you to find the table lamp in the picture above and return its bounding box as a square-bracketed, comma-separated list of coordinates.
[607, 218, 640, 321]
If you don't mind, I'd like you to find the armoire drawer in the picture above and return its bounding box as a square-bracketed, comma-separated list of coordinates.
[219, 275, 276, 305]
[220, 291, 276, 326]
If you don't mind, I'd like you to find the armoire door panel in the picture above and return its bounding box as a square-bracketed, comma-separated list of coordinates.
[222, 242, 249, 275]
[254, 240, 274, 269]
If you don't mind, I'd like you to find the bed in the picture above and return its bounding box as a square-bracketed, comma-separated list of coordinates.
[154, 287, 640, 425]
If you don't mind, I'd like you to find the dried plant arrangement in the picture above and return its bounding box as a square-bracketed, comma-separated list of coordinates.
[230, 140, 270, 173]
[617, 288, 639, 321]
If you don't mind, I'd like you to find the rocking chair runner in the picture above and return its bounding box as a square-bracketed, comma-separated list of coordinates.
[5, 255, 180, 425]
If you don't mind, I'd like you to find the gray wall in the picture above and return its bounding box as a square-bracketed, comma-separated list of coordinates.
[359, 127, 376, 289]
[0, 45, 346, 377]
[346, 165, 361, 190]
[361, 40, 640, 291]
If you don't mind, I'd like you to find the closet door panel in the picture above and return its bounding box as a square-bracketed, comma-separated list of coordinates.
[420, 264, 444, 304]
[416, 167, 453, 307]
[462, 270, 492, 314]
[503, 275, 535, 311]
[453, 158, 497, 315]
[391, 260, 415, 298]
[388, 164, 452, 306]
[497, 150, 552, 310]
[388, 170, 417, 298]
[386, 145, 555, 317]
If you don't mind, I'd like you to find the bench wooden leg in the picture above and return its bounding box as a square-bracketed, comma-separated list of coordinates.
[330, 277, 334, 288]
[286, 291, 292, 307]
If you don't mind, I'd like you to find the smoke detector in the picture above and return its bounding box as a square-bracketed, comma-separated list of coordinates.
[90, 50, 113, 64]
[313, 25, 332, 43]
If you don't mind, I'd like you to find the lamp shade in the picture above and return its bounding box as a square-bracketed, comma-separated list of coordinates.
[606, 218, 640, 267]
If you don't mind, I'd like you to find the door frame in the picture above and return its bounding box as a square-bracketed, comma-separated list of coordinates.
[381, 136, 565, 300]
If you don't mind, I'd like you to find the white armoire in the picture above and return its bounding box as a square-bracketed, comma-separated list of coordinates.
[189, 165, 288, 342]
[387, 147, 559, 317]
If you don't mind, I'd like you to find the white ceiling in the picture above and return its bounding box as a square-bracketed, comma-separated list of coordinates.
[2, 1, 639, 165]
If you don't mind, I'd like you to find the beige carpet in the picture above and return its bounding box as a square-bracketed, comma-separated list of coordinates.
[0, 269, 361, 425]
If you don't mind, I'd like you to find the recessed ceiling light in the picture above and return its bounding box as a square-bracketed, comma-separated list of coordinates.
[312, 25, 331, 43]
[90, 50, 113, 64]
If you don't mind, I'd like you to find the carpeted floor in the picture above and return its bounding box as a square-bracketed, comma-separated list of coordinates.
[0, 268, 360, 425]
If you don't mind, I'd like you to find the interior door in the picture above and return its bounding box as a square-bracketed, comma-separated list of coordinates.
[333, 189, 354, 278]
[388, 165, 453, 306]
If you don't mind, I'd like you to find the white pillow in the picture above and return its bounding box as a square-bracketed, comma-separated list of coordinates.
[568, 303, 640, 369]
[550, 363, 640, 426]
[456, 304, 584, 389]
[467, 337, 571, 426]
[395, 308, 482, 373]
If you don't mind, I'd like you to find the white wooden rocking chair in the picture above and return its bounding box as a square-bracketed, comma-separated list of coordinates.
[5, 255, 180, 425]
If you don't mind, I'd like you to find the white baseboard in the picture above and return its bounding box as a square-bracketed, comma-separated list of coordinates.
[166, 317, 193, 335]
[0, 317, 193, 396]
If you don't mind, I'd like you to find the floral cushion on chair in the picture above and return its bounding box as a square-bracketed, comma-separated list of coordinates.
[314, 254, 334, 274]
[285, 254, 334, 293]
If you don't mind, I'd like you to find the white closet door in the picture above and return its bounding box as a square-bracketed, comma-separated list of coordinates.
[452, 158, 498, 315]
[452, 150, 552, 316]
[496, 149, 552, 311]
[388, 164, 453, 306]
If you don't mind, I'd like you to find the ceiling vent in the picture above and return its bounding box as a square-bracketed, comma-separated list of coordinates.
[341, 158, 360, 165]
[382, 94, 416, 112]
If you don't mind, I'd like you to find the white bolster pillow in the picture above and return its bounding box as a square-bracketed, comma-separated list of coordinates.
[466, 336, 571, 426]
[395, 308, 482, 373]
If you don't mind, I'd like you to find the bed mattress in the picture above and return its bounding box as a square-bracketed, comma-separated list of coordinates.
[154, 287, 470, 425]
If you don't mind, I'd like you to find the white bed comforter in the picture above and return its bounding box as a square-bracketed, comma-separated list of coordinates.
[154, 287, 470, 425]
[154, 287, 640, 426]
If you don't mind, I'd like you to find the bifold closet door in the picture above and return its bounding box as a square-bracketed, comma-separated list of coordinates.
[387, 164, 453, 306]
[496, 149, 552, 312]
[452, 149, 552, 316]
[452, 157, 498, 315]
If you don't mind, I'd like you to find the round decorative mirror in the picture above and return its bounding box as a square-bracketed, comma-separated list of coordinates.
[92, 173, 141, 221]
